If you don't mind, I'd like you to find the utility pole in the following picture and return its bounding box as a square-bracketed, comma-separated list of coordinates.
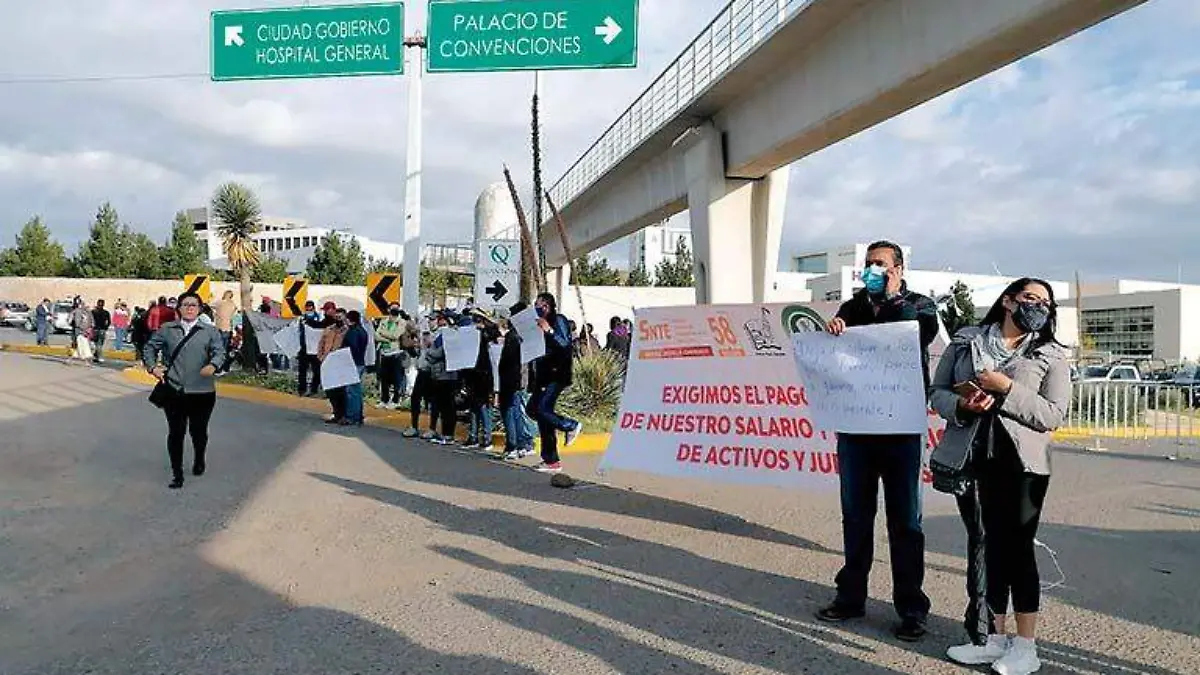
[401, 30, 426, 316]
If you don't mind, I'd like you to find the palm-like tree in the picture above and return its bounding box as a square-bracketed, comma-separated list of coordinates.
[210, 182, 263, 370]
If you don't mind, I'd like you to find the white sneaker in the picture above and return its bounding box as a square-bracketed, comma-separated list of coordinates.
[503, 449, 522, 461]
[565, 423, 582, 447]
[375, 402, 390, 409]
[517, 447, 535, 458]
[535, 462, 563, 473]
[992, 637, 1040, 675]
[947, 634, 1009, 666]
[401, 428, 418, 438]
[419, 430, 435, 440]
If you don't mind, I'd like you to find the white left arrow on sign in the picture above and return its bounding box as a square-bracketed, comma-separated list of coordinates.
[224, 25, 245, 47]
[594, 16, 622, 45]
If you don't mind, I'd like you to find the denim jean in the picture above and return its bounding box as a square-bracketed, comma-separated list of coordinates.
[219, 331, 233, 373]
[468, 403, 494, 446]
[36, 322, 48, 346]
[502, 391, 535, 451]
[833, 433, 931, 621]
[528, 381, 577, 465]
[114, 327, 127, 350]
[344, 366, 366, 423]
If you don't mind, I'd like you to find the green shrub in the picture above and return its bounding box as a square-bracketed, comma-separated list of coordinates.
[559, 350, 625, 429]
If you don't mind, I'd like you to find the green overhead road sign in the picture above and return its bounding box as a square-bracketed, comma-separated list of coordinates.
[210, 3, 405, 81]
[426, 0, 639, 73]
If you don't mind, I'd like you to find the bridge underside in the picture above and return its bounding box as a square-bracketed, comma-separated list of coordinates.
[541, 0, 1148, 303]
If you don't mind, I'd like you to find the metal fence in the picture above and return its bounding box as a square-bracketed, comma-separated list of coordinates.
[1058, 382, 1199, 457]
[548, 0, 809, 210]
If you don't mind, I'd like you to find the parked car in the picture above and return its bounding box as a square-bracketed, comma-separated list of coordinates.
[27, 301, 76, 334]
[0, 301, 31, 327]
[1077, 364, 1143, 383]
[1172, 366, 1200, 407]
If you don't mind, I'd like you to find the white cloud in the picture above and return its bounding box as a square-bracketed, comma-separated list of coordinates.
[0, 0, 1198, 285]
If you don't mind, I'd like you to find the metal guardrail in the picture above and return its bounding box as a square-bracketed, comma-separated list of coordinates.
[1059, 381, 1199, 456]
[547, 0, 809, 210]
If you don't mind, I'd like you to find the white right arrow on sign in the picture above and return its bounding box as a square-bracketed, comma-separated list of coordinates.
[594, 16, 622, 45]
[224, 25, 245, 47]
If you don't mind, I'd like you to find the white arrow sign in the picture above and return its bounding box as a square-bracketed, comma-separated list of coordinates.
[224, 25, 245, 47]
[594, 16, 622, 45]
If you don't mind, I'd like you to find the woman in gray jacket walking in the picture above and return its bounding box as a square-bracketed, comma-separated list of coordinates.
[930, 278, 1070, 675]
[143, 291, 227, 489]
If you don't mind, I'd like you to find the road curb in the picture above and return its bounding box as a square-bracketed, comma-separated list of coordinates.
[120, 367, 609, 454]
[1, 342, 137, 362]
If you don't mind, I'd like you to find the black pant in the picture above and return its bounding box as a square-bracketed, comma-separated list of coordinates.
[432, 378, 458, 438]
[957, 448, 1050, 617]
[163, 392, 217, 478]
[834, 433, 931, 621]
[379, 354, 403, 404]
[328, 387, 347, 420]
[410, 369, 433, 429]
[297, 353, 321, 394]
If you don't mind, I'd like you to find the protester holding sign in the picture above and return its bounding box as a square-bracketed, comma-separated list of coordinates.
[816, 240, 939, 643]
[527, 292, 582, 473]
[930, 278, 1070, 674]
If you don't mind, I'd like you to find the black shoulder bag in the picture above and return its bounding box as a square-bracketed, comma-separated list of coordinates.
[148, 327, 202, 409]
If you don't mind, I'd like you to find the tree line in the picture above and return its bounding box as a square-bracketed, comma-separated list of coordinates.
[0, 200, 698, 290]
[570, 235, 695, 288]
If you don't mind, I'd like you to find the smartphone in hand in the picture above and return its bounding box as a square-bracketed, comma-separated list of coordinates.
[953, 380, 983, 397]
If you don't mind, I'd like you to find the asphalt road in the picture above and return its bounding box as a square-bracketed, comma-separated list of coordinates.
[0, 352, 1196, 674]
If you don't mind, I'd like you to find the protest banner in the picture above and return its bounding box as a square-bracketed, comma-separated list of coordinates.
[599, 302, 948, 495]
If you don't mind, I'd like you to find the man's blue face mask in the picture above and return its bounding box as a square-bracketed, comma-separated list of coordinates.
[862, 264, 887, 294]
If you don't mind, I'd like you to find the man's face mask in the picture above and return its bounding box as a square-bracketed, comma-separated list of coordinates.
[862, 264, 887, 295]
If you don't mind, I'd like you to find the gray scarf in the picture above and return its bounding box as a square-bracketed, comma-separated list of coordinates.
[969, 324, 1033, 374]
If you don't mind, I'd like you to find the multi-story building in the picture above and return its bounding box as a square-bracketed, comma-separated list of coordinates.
[186, 207, 405, 274]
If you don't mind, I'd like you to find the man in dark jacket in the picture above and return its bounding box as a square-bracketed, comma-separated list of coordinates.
[815, 240, 938, 642]
[341, 310, 369, 426]
[298, 301, 333, 396]
[526, 292, 580, 473]
[91, 299, 112, 363]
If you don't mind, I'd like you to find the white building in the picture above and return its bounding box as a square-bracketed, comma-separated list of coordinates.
[186, 207, 405, 274]
[629, 220, 693, 276]
[1077, 286, 1200, 362]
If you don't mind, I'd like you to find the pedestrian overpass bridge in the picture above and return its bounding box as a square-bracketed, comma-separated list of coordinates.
[538, 0, 1147, 303]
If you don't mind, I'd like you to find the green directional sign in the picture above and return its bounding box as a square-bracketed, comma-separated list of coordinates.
[210, 3, 405, 82]
[427, 0, 639, 73]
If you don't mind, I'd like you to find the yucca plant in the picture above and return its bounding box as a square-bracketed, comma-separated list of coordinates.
[559, 350, 626, 430]
[210, 182, 263, 370]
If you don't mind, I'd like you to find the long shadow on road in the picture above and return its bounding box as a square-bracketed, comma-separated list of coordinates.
[0, 373, 543, 674]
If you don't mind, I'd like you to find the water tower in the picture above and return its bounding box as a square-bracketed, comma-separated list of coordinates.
[474, 182, 520, 242]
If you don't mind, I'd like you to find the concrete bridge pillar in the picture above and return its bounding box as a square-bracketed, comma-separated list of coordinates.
[682, 122, 789, 305]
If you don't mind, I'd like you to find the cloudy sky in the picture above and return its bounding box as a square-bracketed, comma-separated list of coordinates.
[1, 0, 1197, 284]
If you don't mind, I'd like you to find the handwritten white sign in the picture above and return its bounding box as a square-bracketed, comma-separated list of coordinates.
[790, 321, 927, 434]
[321, 347, 361, 390]
[442, 327, 481, 372]
[509, 306, 546, 364]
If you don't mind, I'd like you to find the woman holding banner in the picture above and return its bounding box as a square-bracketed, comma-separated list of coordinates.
[929, 278, 1070, 675]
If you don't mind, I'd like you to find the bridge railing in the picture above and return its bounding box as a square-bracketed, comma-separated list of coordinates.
[548, 0, 811, 211]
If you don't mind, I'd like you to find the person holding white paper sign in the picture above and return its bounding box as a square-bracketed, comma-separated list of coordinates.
[817, 240, 939, 643]
[931, 278, 1069, 675]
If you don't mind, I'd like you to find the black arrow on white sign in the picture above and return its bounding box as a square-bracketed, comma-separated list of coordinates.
[485, 279, 509, 303]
